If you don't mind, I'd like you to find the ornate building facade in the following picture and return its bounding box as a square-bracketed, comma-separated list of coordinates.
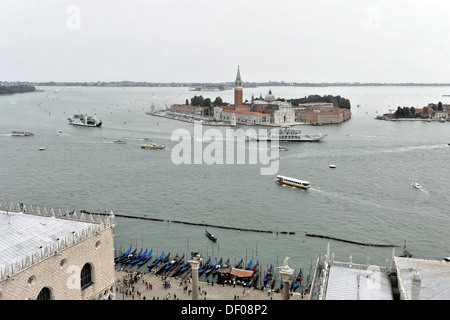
[0, 202, 116, 300]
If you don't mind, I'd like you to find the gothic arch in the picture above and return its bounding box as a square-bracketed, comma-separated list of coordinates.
[80, 262, 95, 290]
[36, 286, 53, 300]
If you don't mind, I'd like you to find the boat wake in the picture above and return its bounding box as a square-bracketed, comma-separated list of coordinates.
[386, 144, 448, 154]
[309, 187, 414, 215]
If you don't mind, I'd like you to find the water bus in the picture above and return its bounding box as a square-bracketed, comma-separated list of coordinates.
[276, 175, 310, 189]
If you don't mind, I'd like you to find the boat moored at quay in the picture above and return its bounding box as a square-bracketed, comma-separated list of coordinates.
[276, 175, 310, 189]
[248, 126, 326, 142]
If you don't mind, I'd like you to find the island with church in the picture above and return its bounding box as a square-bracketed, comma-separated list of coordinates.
[376, 102, 450, 122]
[147, 66, 352, 127]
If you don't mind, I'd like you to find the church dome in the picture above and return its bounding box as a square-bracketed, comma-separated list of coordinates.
[264, 89, 276, 102]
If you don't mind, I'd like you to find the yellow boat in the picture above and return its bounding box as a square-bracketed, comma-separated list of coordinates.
[141, 144, 165, 149]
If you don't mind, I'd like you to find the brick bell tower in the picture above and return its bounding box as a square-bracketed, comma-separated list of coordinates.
[234, 65, 243, 108]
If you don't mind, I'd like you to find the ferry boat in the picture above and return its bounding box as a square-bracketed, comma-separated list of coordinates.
[276, 175, 310, 189]
[249, 126, 326, 142]
[141, 144, 165, 149]
[11, 131, 34, 136]
[68, 114, 102, 127]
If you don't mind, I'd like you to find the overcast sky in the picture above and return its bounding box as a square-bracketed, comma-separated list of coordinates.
[1, 0, 450, 83]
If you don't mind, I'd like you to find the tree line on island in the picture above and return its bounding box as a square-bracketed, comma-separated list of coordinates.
[393, 102, 444, 119]
[289, 94, 351, 109]
[0, 85, 36, 95]
[188, 94, 351, 109]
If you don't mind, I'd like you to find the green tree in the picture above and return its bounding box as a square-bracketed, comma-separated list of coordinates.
[213, 97, 223, 106]
[203, 98, 211, 107]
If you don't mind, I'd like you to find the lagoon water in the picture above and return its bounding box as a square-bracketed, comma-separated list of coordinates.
[1, 85, 449, 285]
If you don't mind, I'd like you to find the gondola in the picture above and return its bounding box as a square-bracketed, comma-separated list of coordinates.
[252, 261, 259, 271]
[147, 252, 164, 270]
[122, 248, 143, 264]
[116, 248, 137, 264]
[234, 258, 243, 269]
[130, 249, 148, 265]
[179, 262, 191, 274]
[205, 229, 217, 241]
[212, 258, 223, 275]
[222, 258, 230, 270]
[293, 268, 302, 291]
[264, 265, 273, 285]
[246, 260, 252, 270]
[114, 246, 132, 263]
[199, 257, 211, 275]
[205, 258, 217, 275]
[155, 253, 171, 274]
[165, 253, 184, 272]
[137, 250, 153, 267]
[164, 254, 179, 271]
[167, 254, 185, 277]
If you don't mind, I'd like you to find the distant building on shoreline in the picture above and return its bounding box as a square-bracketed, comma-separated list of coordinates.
[171, 66, 351, 126]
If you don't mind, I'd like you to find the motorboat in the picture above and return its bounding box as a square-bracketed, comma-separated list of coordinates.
[113, 140, 126, 144]
[411, 182, 422, 189]
[11, 131, 33, 136]
[141, 144, 165, 149]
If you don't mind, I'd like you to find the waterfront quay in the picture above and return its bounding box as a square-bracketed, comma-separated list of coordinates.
[114, 269, 307, 301]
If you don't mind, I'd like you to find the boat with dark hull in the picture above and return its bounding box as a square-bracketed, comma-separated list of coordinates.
[11, 131, 34, 136]
[205, 258, 217, 275]
[205, 229, 217, 241]
[115, 246, 132, 263]
[263, 265, 275, 288]
[293, 268, 302, 291]
[136, 250, 153, 266]
[147, 252, 164, 270]
[199, 257, 211, 275]
[68, 114, 102, 127]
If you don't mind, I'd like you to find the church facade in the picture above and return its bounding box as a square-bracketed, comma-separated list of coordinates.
[170, 66, 351, 126]
[216, 66, 297, 125]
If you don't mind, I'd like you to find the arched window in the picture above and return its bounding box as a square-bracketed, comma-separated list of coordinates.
[37, 287, 52, 300]
[80, 263, 93, 289]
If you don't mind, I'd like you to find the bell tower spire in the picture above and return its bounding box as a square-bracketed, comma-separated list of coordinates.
[235, 65, 242, 88]
[234, 65, 243, 107]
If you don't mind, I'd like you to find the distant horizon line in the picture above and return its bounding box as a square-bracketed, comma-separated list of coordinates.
[3, 80, 450, 87]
